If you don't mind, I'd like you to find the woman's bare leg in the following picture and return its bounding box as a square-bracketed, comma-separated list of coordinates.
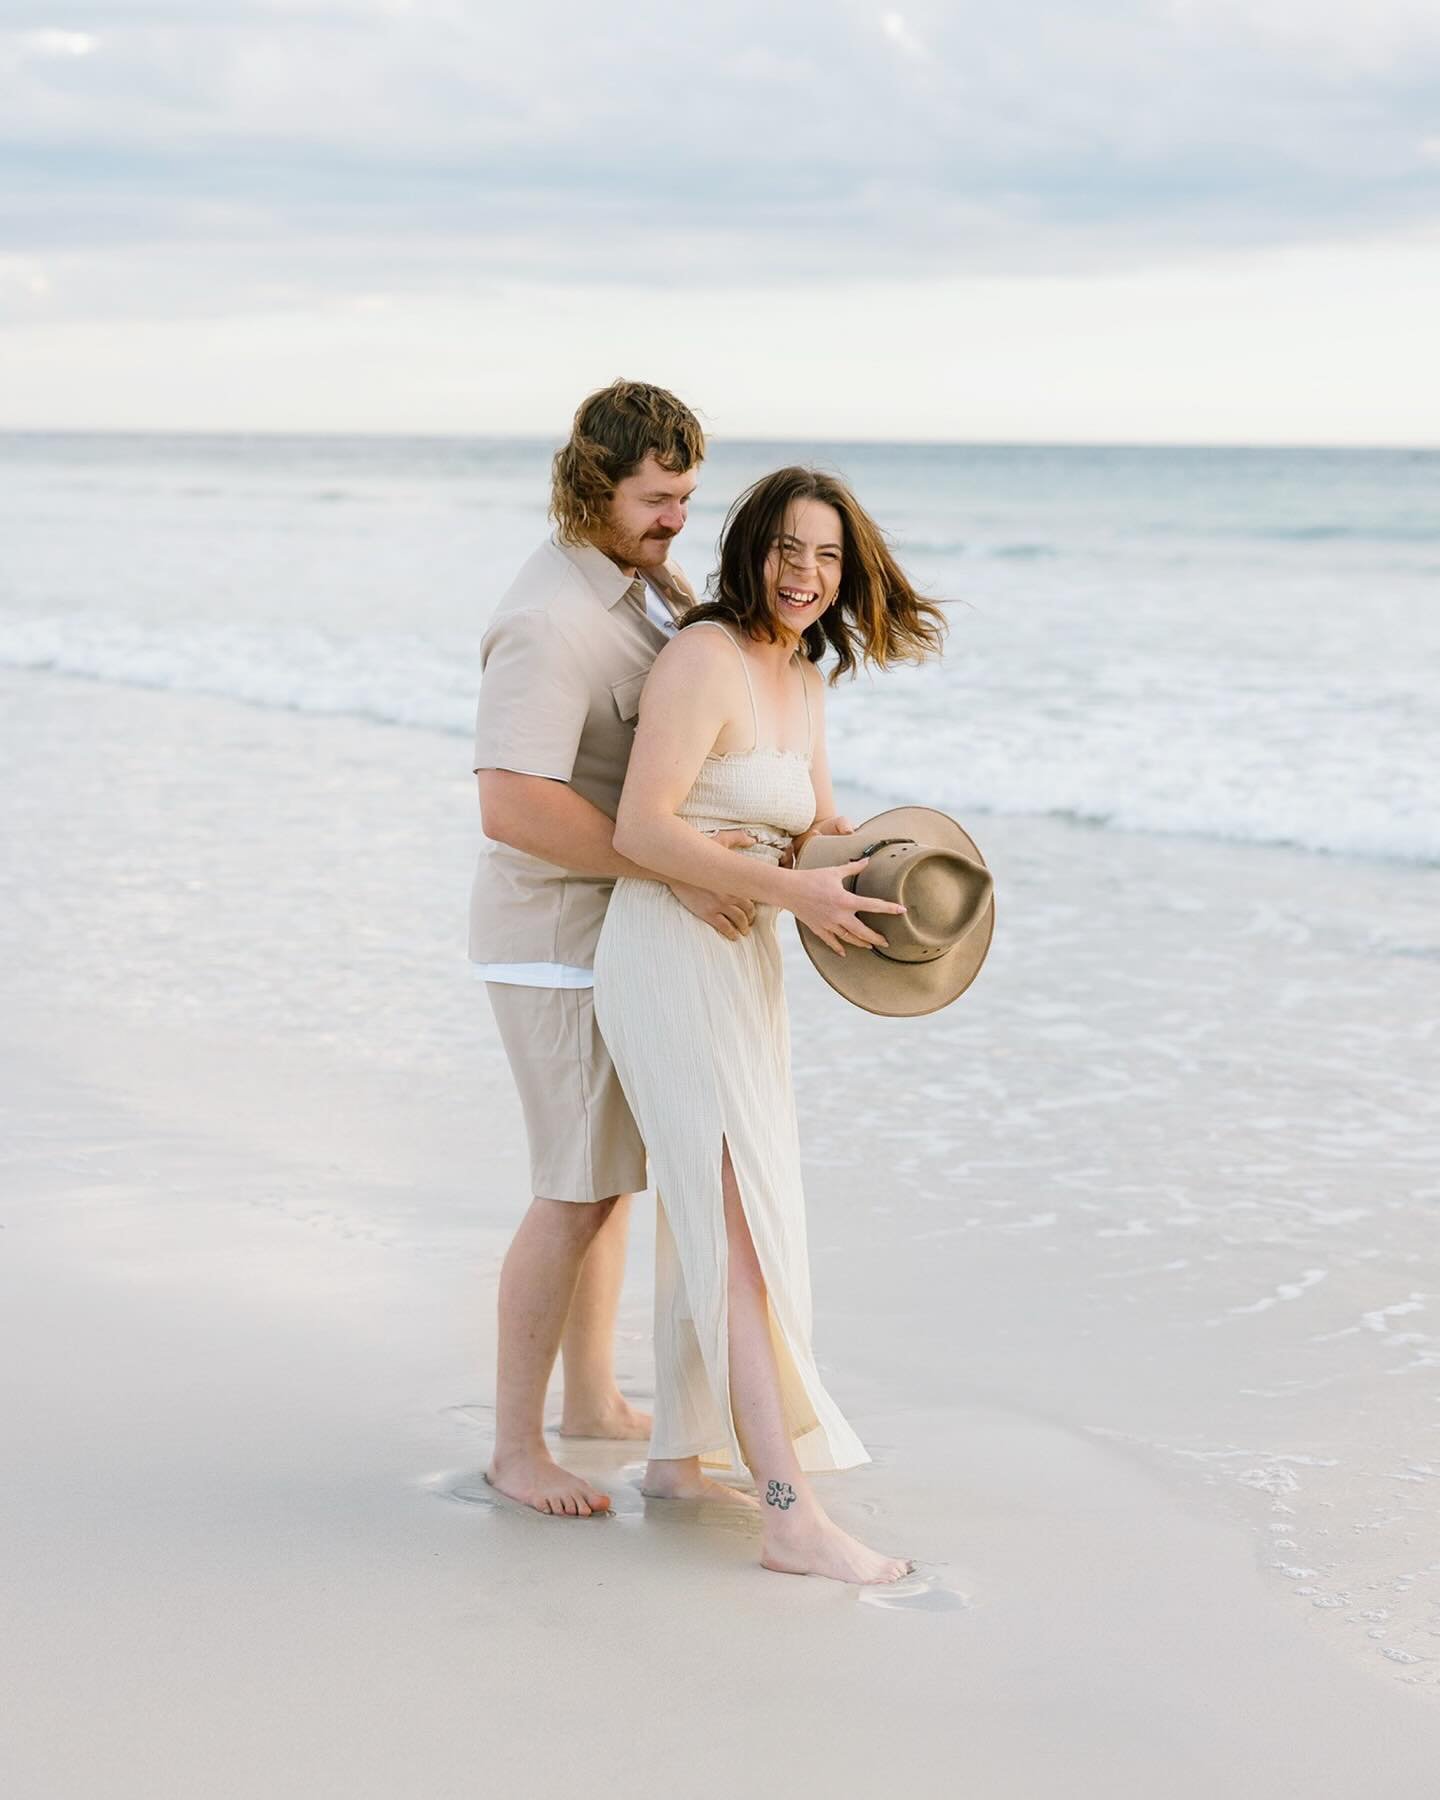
[558, 1193, 652, 1440]
[720, 1142, 910, 1583]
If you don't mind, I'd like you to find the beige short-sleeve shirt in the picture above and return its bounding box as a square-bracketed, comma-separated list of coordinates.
[468, 535, 692, 969]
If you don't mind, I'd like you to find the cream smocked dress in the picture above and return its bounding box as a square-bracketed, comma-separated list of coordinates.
[592, 621, 869, 1475]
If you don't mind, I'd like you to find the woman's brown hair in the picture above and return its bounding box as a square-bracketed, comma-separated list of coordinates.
[684, 466, 947, 682]
[550, 379, 706, 544]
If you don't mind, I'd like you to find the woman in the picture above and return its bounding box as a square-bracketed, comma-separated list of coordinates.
[593, 467, 946, 1584]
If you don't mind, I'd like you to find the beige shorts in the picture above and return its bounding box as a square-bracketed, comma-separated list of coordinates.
[485, 982, 647, 1204]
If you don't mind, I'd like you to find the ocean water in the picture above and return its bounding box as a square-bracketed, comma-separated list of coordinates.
[2, 431, 1436, 865]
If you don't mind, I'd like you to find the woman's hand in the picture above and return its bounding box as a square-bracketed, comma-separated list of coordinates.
[786, 858, 905, 957]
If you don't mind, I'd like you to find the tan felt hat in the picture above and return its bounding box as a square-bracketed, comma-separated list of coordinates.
[795, 806, 995, 1017]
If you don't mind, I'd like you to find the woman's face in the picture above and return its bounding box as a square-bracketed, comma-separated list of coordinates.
[764, 498, 843, 638]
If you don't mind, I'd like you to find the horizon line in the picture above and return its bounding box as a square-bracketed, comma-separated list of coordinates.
[0, 425, 1436, 454]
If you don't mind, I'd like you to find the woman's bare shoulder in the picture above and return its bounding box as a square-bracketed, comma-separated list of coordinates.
[651, 620, 743, 678]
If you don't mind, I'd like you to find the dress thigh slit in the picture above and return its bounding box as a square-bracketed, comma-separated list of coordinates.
[594, 874, 870, 1477]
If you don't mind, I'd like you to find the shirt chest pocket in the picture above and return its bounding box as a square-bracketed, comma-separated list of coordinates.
[609, 670, 648, 724]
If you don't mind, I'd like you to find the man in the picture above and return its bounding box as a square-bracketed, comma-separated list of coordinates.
[471, 379, 755, 1517]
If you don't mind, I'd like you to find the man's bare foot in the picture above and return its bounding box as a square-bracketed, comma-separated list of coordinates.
[641, 1457, 760, 1508]
[484, 1447, 612, 1517]
[760, 1499, 911, 1584]
[558, 1394, 653, 1441]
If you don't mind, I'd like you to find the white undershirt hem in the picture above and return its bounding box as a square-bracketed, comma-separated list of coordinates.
[472, 962, 595, 989]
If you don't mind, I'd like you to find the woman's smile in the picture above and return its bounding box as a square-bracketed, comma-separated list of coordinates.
[765, 497, 844, 632]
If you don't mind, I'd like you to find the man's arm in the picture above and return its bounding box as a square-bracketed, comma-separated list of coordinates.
[478, 770, 651, 879]
[477, 771, 756, 939]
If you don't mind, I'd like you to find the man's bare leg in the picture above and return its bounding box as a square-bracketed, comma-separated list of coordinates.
[486, 1194, 619, 1517]
[558, 1193, 653, 1440]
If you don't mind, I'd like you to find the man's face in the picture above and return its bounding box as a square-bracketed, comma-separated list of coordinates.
[595, 453, 698, 572]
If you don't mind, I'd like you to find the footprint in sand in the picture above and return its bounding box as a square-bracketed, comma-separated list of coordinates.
[439, 1402, 494, 1428]
[433, 1472, 500, 1510]
[858, 1569, 974, 1612]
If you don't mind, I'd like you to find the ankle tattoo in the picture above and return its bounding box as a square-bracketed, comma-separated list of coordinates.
[765, 1479, 797, 1510]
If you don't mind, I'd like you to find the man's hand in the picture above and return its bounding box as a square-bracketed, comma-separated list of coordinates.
[669, 828, 758, 940]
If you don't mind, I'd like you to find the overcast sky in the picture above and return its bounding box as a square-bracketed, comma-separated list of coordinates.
[2, 0, 1438, 441]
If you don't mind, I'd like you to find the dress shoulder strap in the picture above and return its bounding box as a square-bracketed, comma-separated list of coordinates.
[796, 655, 814, 753]
[685, 619, 759, 752]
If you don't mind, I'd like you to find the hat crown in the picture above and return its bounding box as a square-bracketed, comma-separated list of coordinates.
[855, 842, 994, 965]
[795, 803, 995, 1018]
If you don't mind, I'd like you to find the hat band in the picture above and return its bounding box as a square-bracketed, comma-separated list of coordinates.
[843, 838, 915, 894]
[869, 942, 949, 965]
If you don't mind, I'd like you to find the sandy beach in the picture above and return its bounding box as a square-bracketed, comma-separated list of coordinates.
[4, 665, 1439, 1794]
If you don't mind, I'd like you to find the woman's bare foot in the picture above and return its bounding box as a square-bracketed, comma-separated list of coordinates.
[485, 1447, 612, 1517]
[760, 1495, 911, 1584]
[640, 1456, 760, 1507]
[557, 1394, 653, 1441]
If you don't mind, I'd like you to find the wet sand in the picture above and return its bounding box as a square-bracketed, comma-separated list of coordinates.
[6, 1016, 1440, 1798]
[3, 668, 1440, 1792]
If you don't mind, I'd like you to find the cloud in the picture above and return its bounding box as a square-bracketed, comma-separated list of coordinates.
[0, 0, 1437, 322]
[879, 10, 929, 59]
[1169, 0, 1440, 74]
[19, 30, 101, 57]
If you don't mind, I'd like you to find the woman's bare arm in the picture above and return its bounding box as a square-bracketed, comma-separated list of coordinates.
[789, 662, 855, 857]
[612, 633, 903, 955]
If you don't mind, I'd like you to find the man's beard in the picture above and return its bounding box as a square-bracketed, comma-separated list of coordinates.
[596, 521, 674, 567]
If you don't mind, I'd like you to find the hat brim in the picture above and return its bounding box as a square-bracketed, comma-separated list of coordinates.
[794, 805, 995, 1018]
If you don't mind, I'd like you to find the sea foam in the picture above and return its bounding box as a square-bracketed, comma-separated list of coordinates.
[5, 610, 1435, 866]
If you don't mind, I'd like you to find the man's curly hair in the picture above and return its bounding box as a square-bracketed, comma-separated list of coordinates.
[550, 380, 706, 544]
